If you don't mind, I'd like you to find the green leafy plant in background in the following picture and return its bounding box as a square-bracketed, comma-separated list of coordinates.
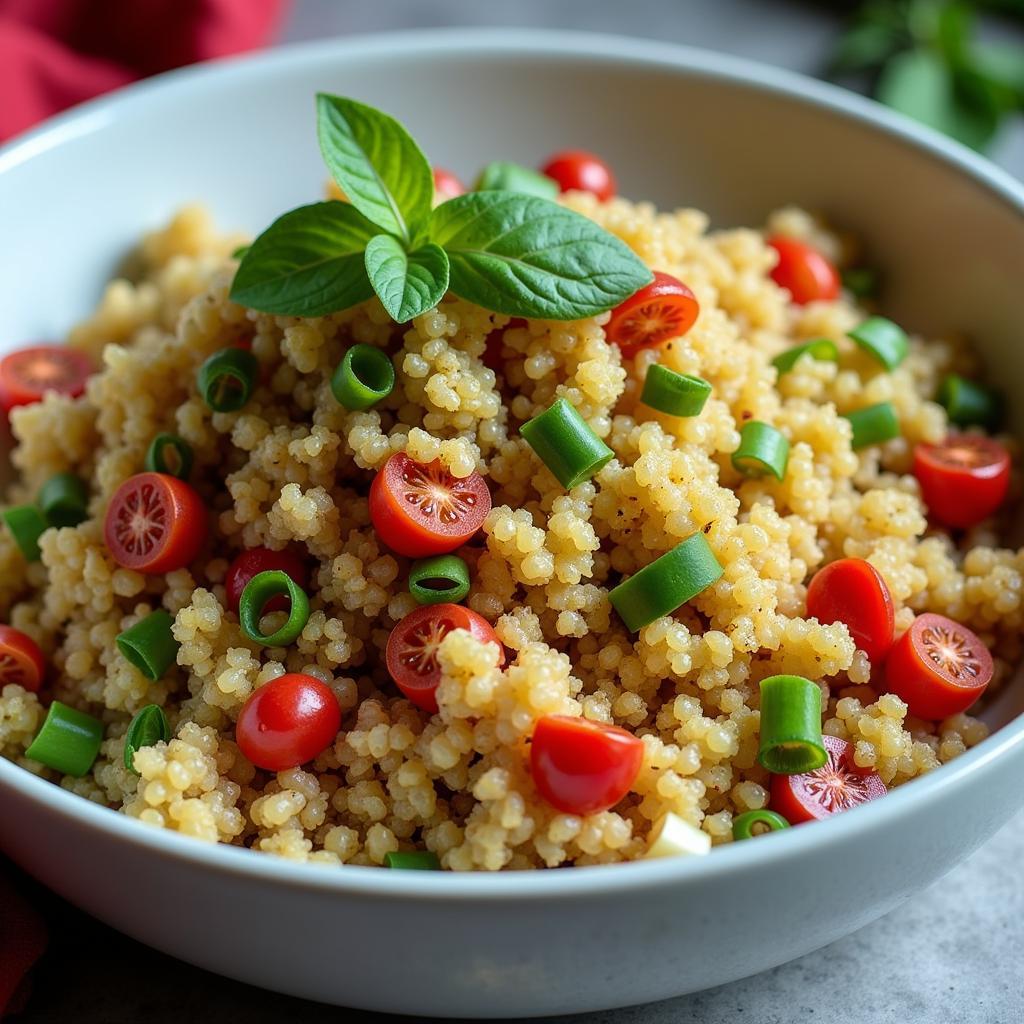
[829, 0, 1024, 149]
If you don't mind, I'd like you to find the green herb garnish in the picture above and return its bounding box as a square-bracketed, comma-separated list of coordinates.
[230, 95, 652, 323]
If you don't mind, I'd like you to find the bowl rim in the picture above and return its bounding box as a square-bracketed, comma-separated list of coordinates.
[2, 27, 1023, 901]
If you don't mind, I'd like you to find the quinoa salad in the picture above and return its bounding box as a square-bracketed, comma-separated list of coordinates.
[0, 95, 1018, 871]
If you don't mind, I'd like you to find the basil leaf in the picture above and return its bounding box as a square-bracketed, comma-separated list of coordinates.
[231, 244, 250, 260]
[430, 191, 653, 320]
[364, 235, 450, 322]
[316, 93, 433, 243]
[828, 22, 903, 75]
[475, 161, 559, 199]
[877, 48, 998, 151]
[969, 43, 1024, 107]
[230, 201, 377, 317]
[124, 704, 171, 774]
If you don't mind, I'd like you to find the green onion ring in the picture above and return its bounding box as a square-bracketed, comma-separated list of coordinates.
[841, 267, 879, 300]
[732, 421, 790, 481]
[844, 402, 900, 450]
[936, 374, 1002, 431]
[772, 338, 839, 376]
[123, 704, 172, 774]
[609, 532, 724, 633]
[2, 505, 48, 561]
[145, 433, 194, 480]
[757, 674, 827, 774]
[38, 472, 89, 528]
[848, 317, 908, 371]
[640, 365, 712, 417]
[408, 554, 471, 606]
[25, 700, 104, 777]
[520, 397, 614, 490]
[384, 851, 442, 870]
[197, 348, 258, 413]
[239, 569, 310, 647]
[331, 344, 396, 411]
[116, 610, 180, 681]
[732, 809, 791, 840]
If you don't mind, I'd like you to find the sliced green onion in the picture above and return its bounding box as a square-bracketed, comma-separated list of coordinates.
[123, 704, 171, 774]
[757, 675, 827, 775]
[2, 505, 48, 561]
[239, 569, 310, 647]
[731, 421, 790, 481]
[520, 398, 614, 489]
[474, 161, 558, 199]
[116, 610, 180, 681]
[936, 374, 1003, 431]
[732, 809, 791, 840]
[640, 365, 712, 417]
[844, 402, 900, 450]
[198, 348, 258, 412]
[38, 473, 88, 528]
[848, 316, 908, 371]
[771, 338, 839, 376]
[609, 532, 723, 633]
[331, 344, 396, 411]
[145, 433, 194, 480]
[384, 851, 442, 870]
[841, 267, 879, 300]
[25, 701, 104, 777]
[409, 554, 471, 606]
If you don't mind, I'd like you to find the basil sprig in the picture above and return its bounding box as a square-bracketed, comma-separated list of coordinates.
[230, 94, 651, 323]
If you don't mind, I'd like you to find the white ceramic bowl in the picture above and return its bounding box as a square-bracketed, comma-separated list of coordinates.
[1, 29, 1023, 1019]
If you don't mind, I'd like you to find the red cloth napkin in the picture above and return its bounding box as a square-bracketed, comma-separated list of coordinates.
[0, 0, 289, 142]
[0, 4, 289, 1012]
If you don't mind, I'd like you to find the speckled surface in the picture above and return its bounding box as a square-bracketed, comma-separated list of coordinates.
[7, 2, 1024, 1021]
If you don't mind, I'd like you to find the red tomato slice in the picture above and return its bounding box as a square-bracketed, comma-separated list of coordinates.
[103, 472, 208, 574]
[235, 673, 341, 771]
[386, 603, 503, 713]
[605, 272, 700, 358]
[540, 150, 617, 201]
[883, 613, 993, 720]
[530, 715, 644, 815]
[0, 625, 45, 693]
[913, 435, 1010, 529]
[0, 345, 93, 412]
[433, 167, 466, 200]
[770, 735, 886, 824]
[766, 236, 840, 305]
[805, 558, 895, 663]
[369, 453, 491, 558]
[225, 547, 309, 614]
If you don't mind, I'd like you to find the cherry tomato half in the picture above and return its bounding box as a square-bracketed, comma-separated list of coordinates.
[433, 167, 465, 201]
[530, 715, 644, 816]
[235, 673, 341, 771]
[225, 547, 309, 615]
[883, 613, 993, 720]
[805, 558, 895, 664]
[386, 603, 504, 713]
[540, 150, 617, 201]
[103, 472, 207, 574]
[770, 735, 886, 824]
[0, 345, 93, 412]
[913, 435, 1011, 530]
[766, 236, 840, 306]
[369, 452, 491, 558]
[0, 625, 45, 694]
[605, 271, 700, 358]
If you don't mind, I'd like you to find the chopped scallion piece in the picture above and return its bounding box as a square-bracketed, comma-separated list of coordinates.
[732, 421, 790, 481]
[38, 473, 88, 528]
[198, 348, 258, 413]
[123, 704, 172, 774]
[936, 374, 1003, 431]
[844, 402, 900, 450]
[772, 338, 838, 375]
[848, 317, 908, 371]
[2, 505, 48, 561]
[609, 532, 723, 633]
[145, 433, 194, 480]
[239, 569, 310, 647]
[25, 700, 104, 777]
[645, 811, 712, 858]
[732, 809, 790, 840]
[384, 851, 442, 870]
[640, 365, 712, 417]
[520, 397, 614, 489]
[475, 161, 558, 199]
[116, 610, 180, 681]
[409, 554, 471, 606]
[757, 675, 827, 775]
[841, 267, 879, 300]
[331, 344, 396, 411]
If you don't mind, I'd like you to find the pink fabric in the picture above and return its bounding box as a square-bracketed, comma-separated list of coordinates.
[0, 4, 289, 1011]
